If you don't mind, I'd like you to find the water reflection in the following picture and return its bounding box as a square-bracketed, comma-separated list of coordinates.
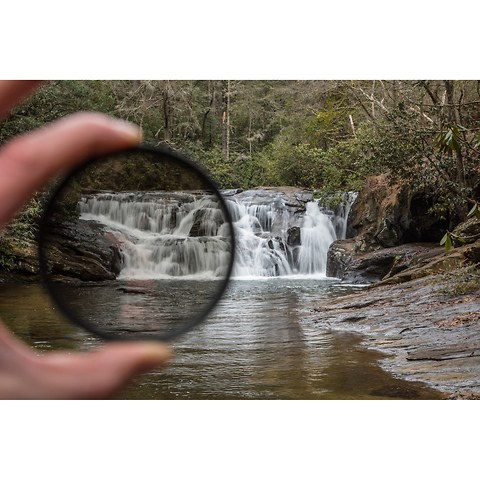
[0, 279, 444, 399]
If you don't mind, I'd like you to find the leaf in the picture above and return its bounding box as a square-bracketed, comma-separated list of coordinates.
[451, 234, 465, 243]
[435, 122, 462, 153]
[440, 232, 454, 252]
[445, 235, 453, 252]
[467, 203, 480, 219]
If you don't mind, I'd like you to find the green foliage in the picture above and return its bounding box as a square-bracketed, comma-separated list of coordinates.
[271, 143, 323, 188]
[434, 122, 463, 153]
[467, 203, 480, 219]
[358, 108, 426, 186]
[196, 146, 235, 189]
[0, 197, 43, 269]
[0, 81, 117, 144]
[440, 231, 465, 252]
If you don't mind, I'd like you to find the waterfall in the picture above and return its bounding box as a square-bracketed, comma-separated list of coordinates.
[225, 189, 350, 278]
[79, 192, 231, 280]
[79, 189, 353, 280]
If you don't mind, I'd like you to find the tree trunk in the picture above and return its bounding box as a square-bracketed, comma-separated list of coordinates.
[445, 80, 465, 189]
[163, 87, 172, 143]
[226, 80, 231, 163]
[201, 81, 214, 145]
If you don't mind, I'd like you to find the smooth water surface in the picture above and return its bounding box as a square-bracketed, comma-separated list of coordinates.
[0, 278, 444, 399]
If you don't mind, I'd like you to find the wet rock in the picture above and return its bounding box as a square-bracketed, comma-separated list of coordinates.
[326, 239, 356, 280]
[189, 208, 224, 237]
[286, 226, 301, 247]
[407, 345, 480, 361]
[0, 218, 123, 283]
[312, 276, 480, 396]
[327, 241, 442, 283]
[42, 219, 122, 281]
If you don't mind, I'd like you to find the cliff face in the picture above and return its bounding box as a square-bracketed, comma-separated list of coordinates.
[348, 175, 450, 252]
[327, 175, 480, 283]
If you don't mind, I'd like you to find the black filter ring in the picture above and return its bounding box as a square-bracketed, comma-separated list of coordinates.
[37, 144, 236, 342]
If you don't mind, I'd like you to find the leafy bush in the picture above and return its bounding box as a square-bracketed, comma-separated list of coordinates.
[0, 197, 43, 269]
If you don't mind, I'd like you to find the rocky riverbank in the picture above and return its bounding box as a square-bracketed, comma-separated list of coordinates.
[318, 174, 480, 398]
[319, 242, 480, 399]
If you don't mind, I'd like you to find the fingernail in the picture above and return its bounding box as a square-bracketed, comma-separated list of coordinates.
[112, 119, 143, 144]
[138, 342, 173, 366]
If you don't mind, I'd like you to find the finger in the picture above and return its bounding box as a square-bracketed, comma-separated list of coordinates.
[0, 112, 142, 228]
[0, 338, 173, 400]
[36, 342, 173, 400]
[0, 80, 42, 119]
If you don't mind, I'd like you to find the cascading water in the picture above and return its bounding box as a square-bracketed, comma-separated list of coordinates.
[79, 189, 354, 280]
[224, 189, 353, 278]
[79, 192, 231, 280]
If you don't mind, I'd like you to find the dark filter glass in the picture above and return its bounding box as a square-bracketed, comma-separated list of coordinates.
[38, 146, 234, 341]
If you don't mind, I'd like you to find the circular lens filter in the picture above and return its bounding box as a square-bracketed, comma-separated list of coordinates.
[38, 145, 235, 341]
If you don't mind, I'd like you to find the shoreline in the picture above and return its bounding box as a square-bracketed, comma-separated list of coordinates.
[311, 275, 480, 399]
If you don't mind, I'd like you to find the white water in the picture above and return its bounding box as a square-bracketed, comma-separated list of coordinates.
[79, 192, 231, 280]
[225, 189, 353, 279]
[79, 189, 354, 280]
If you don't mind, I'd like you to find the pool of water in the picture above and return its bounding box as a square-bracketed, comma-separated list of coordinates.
[0, 278, 444, 399]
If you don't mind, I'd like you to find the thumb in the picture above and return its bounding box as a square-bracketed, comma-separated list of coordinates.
[38, 342, 173, 399]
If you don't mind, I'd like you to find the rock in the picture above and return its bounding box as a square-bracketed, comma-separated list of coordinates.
[452, 216, 480, 246]
[464, 238, 480, 263]
[407, 345, 479, 361]
[379, 239, 480, 285]
[286, 226, 301, 247]
[327, 240, 443, 283]
[311, 276, 480, 395]
[328, 174, 479, 284]
[1, 218, 124, 283]
[348, 175, 450, 252]
[326, 239, 355, 280]
[43, 219, 122, 281]
[189, 208, 223, 237]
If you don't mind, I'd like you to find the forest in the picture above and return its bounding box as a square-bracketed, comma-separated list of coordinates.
[1, 80, 480, 265]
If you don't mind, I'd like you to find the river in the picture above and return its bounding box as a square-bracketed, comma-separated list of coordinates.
[0, 278, 444, 399]
[0, 188, 447, 399]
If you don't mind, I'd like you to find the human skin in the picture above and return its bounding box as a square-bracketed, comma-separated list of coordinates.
[0, 80, 172, 399]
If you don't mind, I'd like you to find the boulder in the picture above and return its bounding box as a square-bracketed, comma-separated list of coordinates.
[327, 240, 444, 283]
[43, 219, 122, 281]
[326, 239, 356, 280]
[452, 216, 480, 247]
[1, 219, 123, 283]
[286, 226, 301, 247]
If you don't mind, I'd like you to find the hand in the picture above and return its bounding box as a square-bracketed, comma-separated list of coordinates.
[0, 81, 172, 399]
